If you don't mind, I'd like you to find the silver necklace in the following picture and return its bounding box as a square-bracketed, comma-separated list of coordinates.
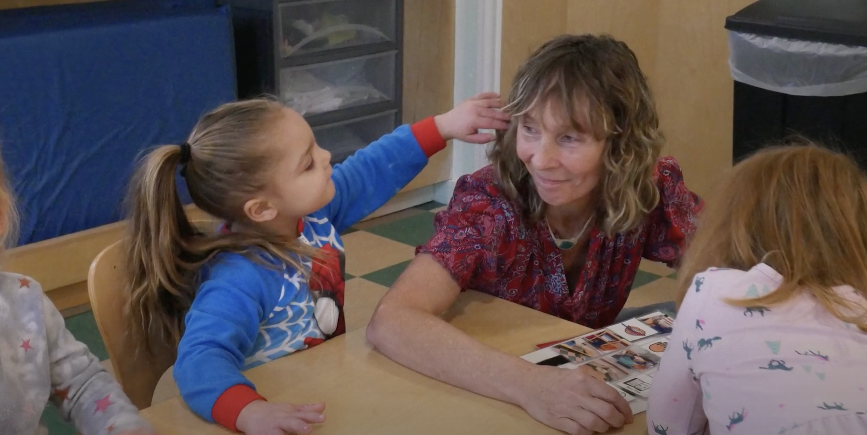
[546, 214, 594, 250]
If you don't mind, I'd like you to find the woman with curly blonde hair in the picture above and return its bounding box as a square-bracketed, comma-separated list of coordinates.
[368, 34, 702, 434]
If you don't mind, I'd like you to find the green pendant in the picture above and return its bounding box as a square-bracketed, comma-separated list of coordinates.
[557, 240, 575, 250]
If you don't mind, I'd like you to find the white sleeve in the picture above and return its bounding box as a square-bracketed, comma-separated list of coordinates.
[42, 293, 151, 434]
[646, 274, 709, 435]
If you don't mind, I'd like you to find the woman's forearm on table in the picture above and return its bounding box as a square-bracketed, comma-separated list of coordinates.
[368, 302, 534, 406]
[367, 255, 535, 407]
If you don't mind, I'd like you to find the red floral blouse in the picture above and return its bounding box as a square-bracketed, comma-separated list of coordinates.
[418, 157, 703, 329]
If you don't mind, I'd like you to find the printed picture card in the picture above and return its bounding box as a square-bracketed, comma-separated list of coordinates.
[581, 329, 631, 353]
[607, 318, 660, 342]
[640, 337, 669, 357]
[638, 311, 674, 334]
[616, 373, 654, 398]
[583, 357, 631, 383]
[610, 347, 661, 374]
[554, 339, 603, 363]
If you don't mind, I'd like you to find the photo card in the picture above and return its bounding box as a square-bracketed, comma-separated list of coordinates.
[638, 311, 675, 334]
[554, 339, 602, 363]
[607, 318, 660, 342]
[609, 347, 661, 374]
[581, 329, 630, 353]
[640, 337, 669, 357]
[582, 357, 631, 383]
[615, 374, 654, 398]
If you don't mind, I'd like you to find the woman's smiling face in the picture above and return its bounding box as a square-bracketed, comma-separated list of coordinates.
[515, 98, 605, 208]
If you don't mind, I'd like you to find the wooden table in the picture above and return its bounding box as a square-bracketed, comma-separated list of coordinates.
[141, 291, 648, 434]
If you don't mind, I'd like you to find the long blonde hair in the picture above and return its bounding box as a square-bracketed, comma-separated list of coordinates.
[489, 34, 663, 236]
[677, 140, 867, 331]
[0, 142, 18, 253]
[125, 99, 318, 354]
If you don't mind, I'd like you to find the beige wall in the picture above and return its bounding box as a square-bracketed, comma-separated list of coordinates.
[398, 0, 455, 190]
[502, 0, 755, 198]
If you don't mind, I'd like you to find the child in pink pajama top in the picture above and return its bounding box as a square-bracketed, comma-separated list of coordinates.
[648, 143, 867, 435]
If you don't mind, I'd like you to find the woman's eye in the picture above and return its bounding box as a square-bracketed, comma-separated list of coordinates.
[561, 134, 584, 144]
[522, 125, 538, 134]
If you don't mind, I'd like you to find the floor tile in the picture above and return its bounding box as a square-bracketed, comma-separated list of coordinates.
[354, 207, 424, 231]
[631, 269, 662, 290]
[365, 212, 436, 248]
[60, 302, 92, 318]
[344, 278, 389, 333]
[430, 206, 447, 214]
[361, 260, 413, 288]
[624, 277, 679, 309]
[65, 310, 109, 361]
[42, 404, 76, 435]
[639, 259, 674, 277]
[414, 201, 445, 211]
[341, 232, 416, 277]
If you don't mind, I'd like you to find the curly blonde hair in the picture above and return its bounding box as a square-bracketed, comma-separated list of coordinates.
[489, 34, 663, 236]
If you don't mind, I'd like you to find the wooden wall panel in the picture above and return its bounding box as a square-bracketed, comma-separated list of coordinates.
[401, 0, 455, 190]
[566, 0, 661, 82]
[650, 0, 755, 196]
[402, 0, 455, 124]
[500, 0, 567, 97]
[561, 0, 756, 198]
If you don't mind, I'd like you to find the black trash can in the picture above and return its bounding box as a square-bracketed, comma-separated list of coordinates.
[725, 0, 867, 166]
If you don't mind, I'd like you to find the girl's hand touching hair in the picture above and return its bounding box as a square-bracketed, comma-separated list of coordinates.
[435, 92, 511, 144]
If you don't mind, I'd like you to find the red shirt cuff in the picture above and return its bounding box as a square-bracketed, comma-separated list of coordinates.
[212, 385, 266, 432]
[410, 116, 446, 158]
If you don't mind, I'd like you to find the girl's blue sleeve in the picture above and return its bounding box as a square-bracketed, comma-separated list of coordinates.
[173, 253, 280, 429]
[323, 117, 445, 233]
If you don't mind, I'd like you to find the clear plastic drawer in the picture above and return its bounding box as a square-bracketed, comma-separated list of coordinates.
[313, 110, 397, 163]
[279, 0, 397, 57]
[280, 50, 396, 115]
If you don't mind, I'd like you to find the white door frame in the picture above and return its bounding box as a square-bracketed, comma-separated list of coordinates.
[433, 0, 503, 204]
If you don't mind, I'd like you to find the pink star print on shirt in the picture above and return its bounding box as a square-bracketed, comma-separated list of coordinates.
[94, 394, 113, 414]
[20, 339, 32, 352]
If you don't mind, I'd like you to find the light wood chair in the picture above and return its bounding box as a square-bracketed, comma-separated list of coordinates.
[87, 219, 219, 409]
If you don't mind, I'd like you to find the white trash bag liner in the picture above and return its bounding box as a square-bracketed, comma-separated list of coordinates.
[728, 31, 867, 97]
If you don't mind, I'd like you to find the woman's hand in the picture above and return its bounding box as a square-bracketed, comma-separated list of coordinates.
[236, 401, 326, 435]
[434, 92, 511, 143]
[516, 365, 634, 435]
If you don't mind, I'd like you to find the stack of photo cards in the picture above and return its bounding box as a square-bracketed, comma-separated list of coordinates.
[521, 311, 674, 414]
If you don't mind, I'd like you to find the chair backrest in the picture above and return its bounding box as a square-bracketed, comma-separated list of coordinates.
[88, 239, 176, 409]
[87, 219, 219, 409]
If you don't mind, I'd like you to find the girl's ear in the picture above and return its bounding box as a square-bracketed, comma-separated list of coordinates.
[243, 197, 278, 223]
